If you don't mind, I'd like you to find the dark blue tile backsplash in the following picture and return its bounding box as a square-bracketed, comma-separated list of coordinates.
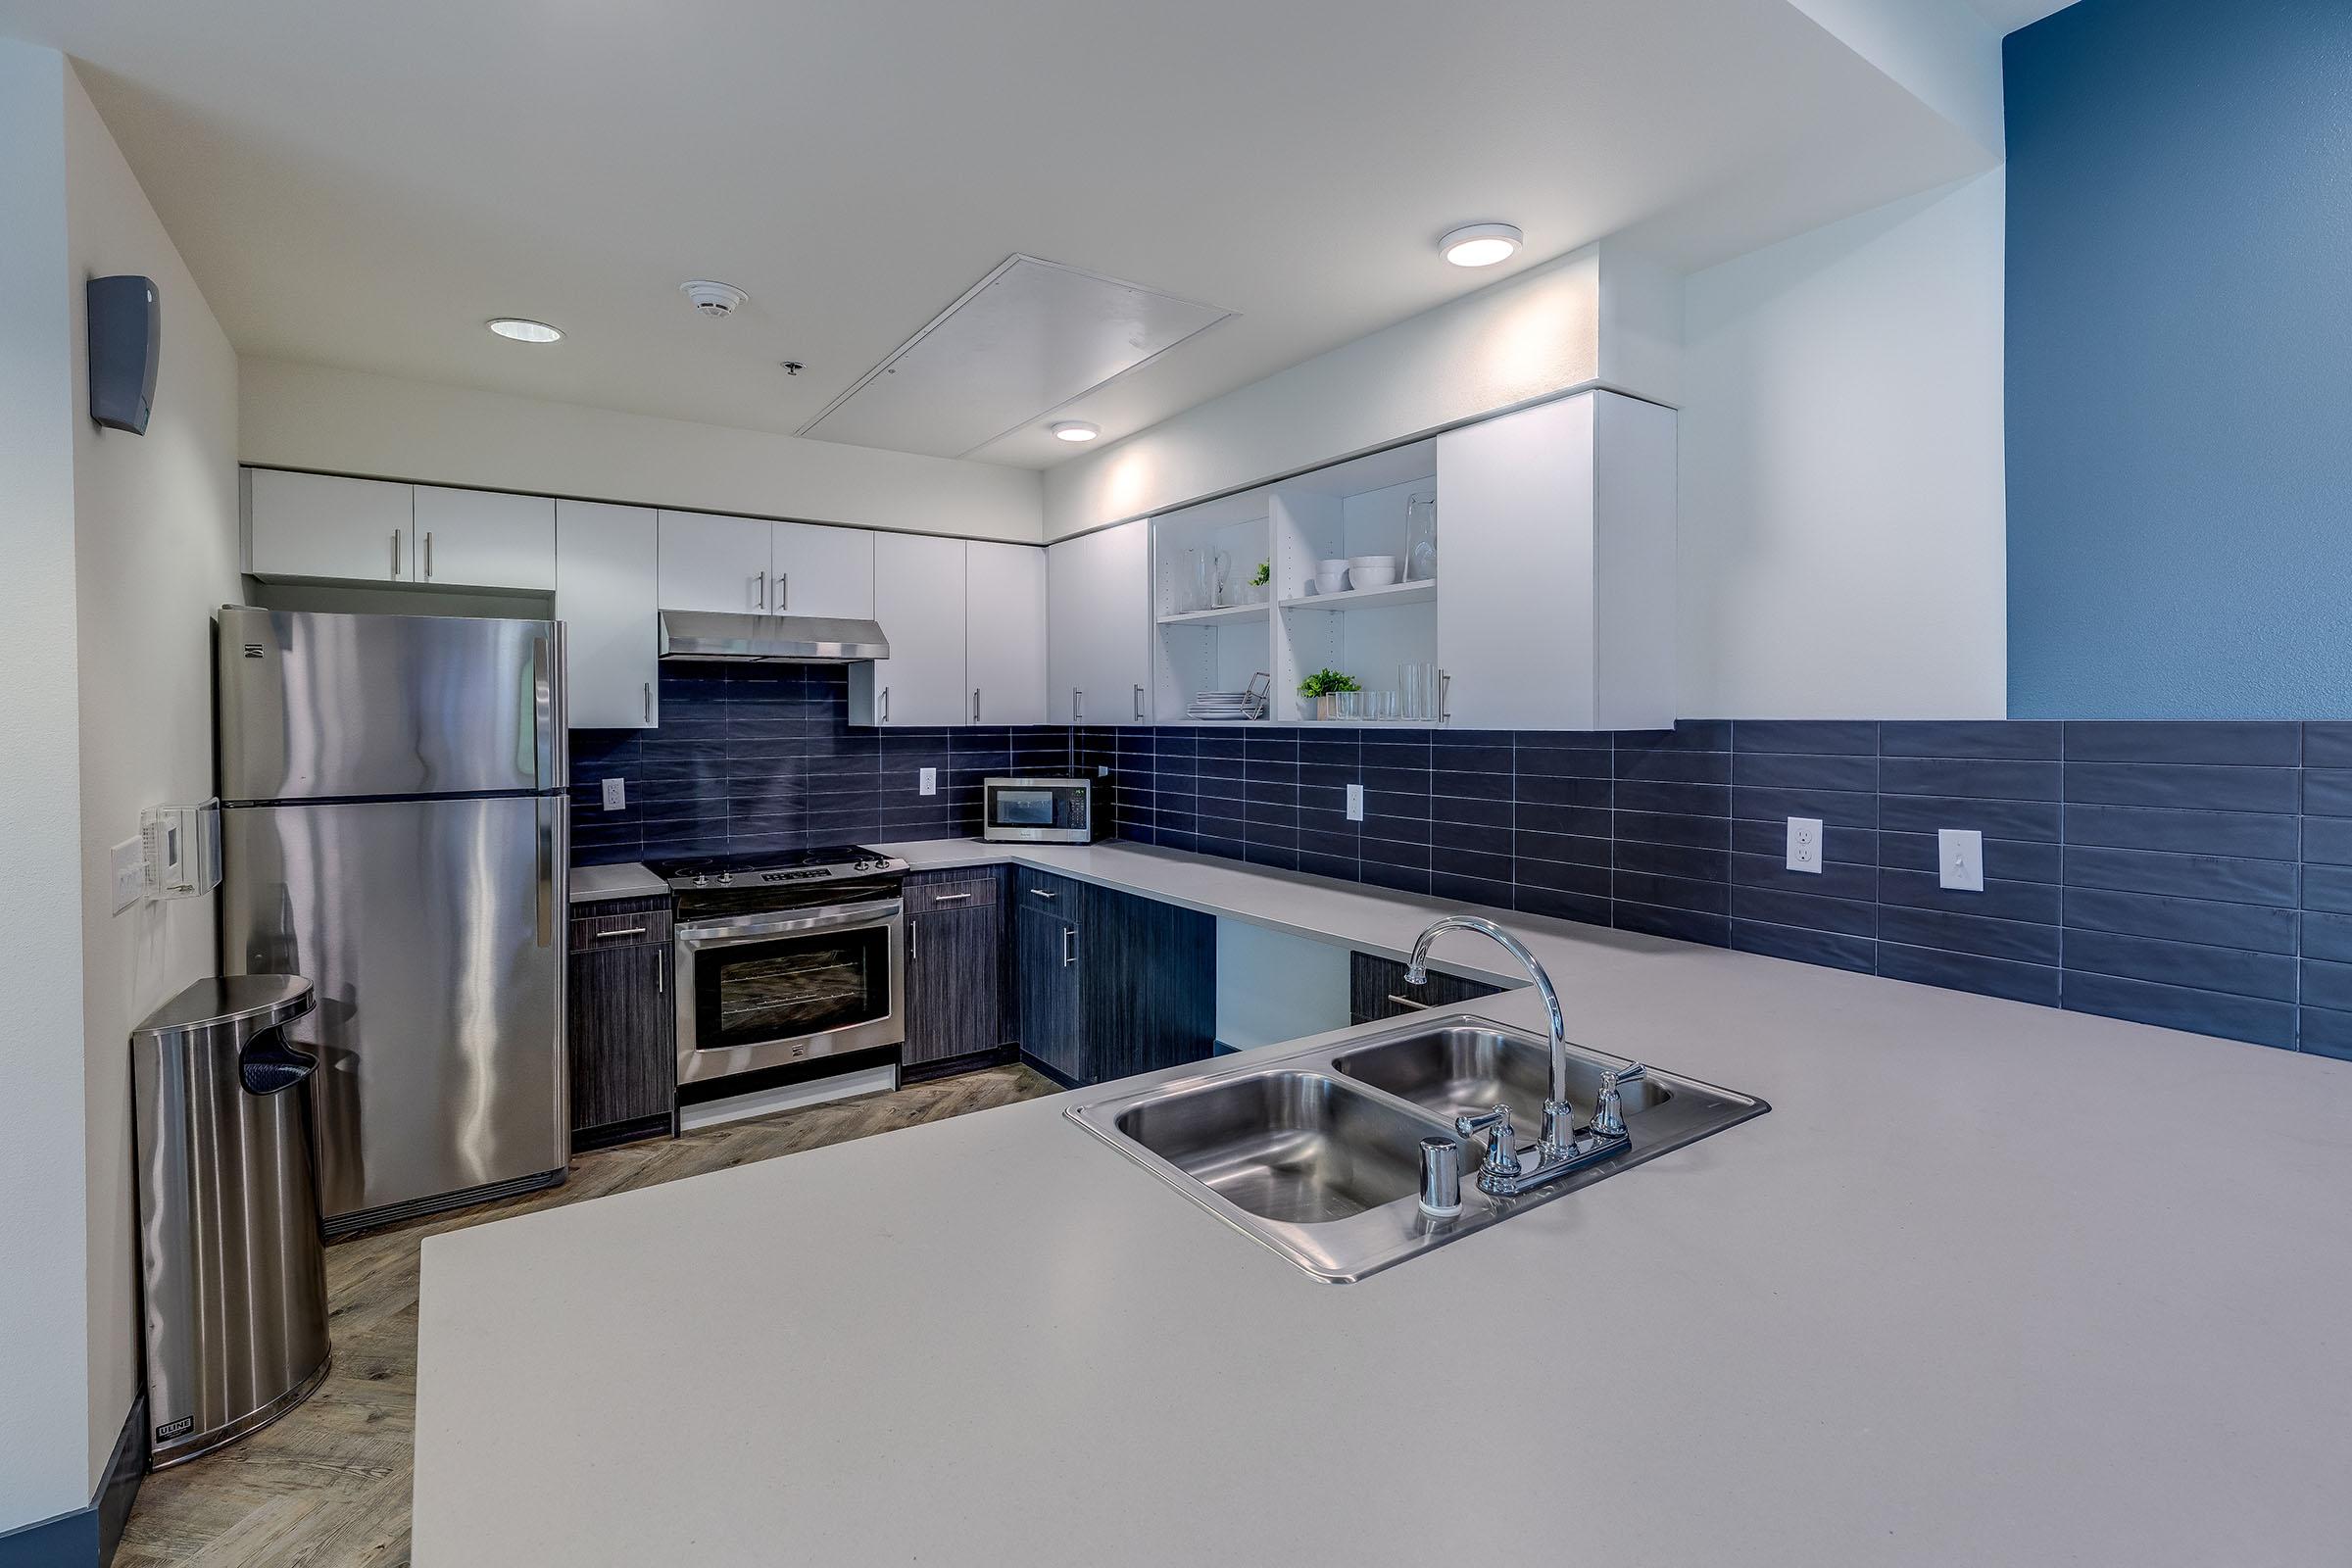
[570, 666, 2349, 1060]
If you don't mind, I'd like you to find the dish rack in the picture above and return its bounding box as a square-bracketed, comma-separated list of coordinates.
[1187, 671, 1270, 722]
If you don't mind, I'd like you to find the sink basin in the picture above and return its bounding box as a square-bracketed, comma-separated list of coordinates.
[1333, 1023, 1671, 1146]
[1113, 1070, 1456, 1225]
[1067, 1012, 1767, 1283]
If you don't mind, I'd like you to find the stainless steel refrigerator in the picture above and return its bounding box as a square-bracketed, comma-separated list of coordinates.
[216, 607, 567, 1234]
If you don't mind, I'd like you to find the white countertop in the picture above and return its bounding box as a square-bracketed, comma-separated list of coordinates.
[566, 861, 668, 903]
[417, 840, 2352, 1566]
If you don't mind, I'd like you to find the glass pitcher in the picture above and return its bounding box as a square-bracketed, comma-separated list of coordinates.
[1404, 493, 1438, 583]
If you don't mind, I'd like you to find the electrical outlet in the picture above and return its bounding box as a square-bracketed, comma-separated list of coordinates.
[1097, 764, 1109, 778]
[1938, 828, 1984, 892]
[601, 777, 627, 812]
[110, 838, 144, 914]
[1346, 783, 1364, 822]
[1786, 816, 1823, 874]
[919, 767, 937, 797]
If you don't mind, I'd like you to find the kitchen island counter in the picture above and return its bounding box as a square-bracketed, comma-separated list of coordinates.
[416, 841, 2352, 1566]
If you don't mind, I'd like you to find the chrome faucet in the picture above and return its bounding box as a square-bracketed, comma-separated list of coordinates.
[1404, 914, 1640, 1198]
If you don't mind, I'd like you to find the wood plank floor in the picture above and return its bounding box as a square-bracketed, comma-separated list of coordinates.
[114, 1063, 1057, 1568]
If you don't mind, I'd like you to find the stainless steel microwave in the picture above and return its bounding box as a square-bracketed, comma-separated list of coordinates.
[981, 777, 1103, 843]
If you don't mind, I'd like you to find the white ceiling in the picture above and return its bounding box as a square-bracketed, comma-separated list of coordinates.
[1960, 0, 2084, 34]
[2, 0, 1993, 469]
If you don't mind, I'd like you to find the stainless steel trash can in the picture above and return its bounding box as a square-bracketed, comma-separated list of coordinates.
[130, 975, 330, 1467]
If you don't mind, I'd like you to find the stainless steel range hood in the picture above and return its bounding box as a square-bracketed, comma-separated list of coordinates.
[659, 610, 890, 663]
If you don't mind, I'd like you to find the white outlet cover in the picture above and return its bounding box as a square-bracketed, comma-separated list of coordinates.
[1786, 816, 1823, 874]
[1938, 828, 1985, 892]
[110, 838, 144, 914]
[601, 776, 627, 812]
[1346, 783, 1365, 822]
[919, 767, 937, 797]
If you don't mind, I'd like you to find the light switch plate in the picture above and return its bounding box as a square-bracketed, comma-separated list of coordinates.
[919, 767, 937, 797]
[1346, 783, 1364, 822]
[1938, 828, 1984, 892]
[110, 838, 144, 914]
[601, 777, 627, 812]
[1786, 817, 1823, 874]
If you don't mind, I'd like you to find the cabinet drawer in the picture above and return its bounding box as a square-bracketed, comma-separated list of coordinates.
[569, 899, 672, 953]
[1348, 951, 1506, 1025]
[906, 872, 999, 913]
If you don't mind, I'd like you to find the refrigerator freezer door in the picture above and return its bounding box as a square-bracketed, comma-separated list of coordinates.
[218, 607, 564, 801]
[220, 794, 567, 1227]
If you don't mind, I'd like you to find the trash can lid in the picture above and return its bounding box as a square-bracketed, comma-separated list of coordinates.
[130, 975, 315, 1043]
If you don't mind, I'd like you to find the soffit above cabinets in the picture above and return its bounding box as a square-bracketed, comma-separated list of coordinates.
[798, 256, 1234, 460]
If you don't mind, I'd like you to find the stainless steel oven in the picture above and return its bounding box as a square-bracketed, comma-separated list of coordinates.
[982, 777, 1103, 843]
[652, 849, 908, 1090]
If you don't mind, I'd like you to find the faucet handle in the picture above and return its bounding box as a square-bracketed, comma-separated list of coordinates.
[1591, 1063, 1646, 1139]
[1453, 1103, 1521, 1181]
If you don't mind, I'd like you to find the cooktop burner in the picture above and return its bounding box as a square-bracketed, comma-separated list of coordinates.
[645, 845, 908, 890]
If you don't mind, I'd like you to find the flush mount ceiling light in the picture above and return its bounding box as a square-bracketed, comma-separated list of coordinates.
[1438, 222, 1523, 268]
[486, 318, 563, 343]
[680, 280, 749, 317]
[1050, 419, 1101, 442]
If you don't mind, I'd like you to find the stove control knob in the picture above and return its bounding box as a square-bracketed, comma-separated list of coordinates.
[693, 875, 708, 888]
[718, 871, 733, 885]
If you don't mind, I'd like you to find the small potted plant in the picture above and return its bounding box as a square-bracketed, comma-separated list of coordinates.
[1250, 561, 1271, 603]
[1298, 667, 1361, 720]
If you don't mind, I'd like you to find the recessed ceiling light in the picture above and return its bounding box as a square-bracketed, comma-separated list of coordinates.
[1439, 223, 1523, 268]
[486, 318, 563, 343]
[1050, 420, 1101, 443]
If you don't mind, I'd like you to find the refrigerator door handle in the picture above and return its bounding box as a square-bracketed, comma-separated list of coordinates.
[535, 798, 558, 949]
[530, 631, 564, 790]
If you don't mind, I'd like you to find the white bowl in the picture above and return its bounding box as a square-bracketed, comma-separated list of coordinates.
[1317, 558, 1349, 575]
[1348, 554, 1398, 572]
[1312, 571, 1349, 596]
[1348, 564, 1398, 590]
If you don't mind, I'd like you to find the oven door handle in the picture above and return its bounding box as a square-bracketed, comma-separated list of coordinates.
[675, 898, 905, 951]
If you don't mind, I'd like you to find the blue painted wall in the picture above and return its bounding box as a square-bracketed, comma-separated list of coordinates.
[2005, 0, 2352, 717]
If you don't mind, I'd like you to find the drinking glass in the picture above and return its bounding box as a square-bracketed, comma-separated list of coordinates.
[1404, 493, 1438, 582]
[1375, 691, 1399, 721]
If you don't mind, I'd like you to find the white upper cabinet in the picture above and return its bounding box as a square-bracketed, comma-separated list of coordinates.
[245, 468, 416, 582]
[657, 512, 773, 612]
[556, 501, 660, 730]
[851, 533, 967, 726]
[769, 521, 875, 620]
[1048, 518, 1153, 725]
[965, 541, 1049, 725]
[412, 486, 556, 591]
[1435, 389, 1676, 730]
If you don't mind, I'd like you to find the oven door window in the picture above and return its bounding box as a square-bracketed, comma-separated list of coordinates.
[692, 925, 892, 1053]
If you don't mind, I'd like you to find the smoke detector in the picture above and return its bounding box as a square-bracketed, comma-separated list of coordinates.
[680, 280, 748, 317]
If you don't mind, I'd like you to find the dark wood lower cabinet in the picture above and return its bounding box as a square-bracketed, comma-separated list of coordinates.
[1009, 867, 1213, 1087]
[1349, 950, 1507, 1026]
[566, 895, 676, 1151]
[903, 868, 1008, 1075]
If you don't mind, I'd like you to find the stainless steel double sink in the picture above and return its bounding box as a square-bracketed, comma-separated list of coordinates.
[1066, 1014, 1767, 1282]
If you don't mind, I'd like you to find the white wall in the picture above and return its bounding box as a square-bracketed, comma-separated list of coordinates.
[1676, 171, 2007, 719]
[63, 58, 246, 1495]
[1213, 923, 1350, 1053]
[1043, 247, 1614, 539]
[240, 358, 1045, 543]
[0, 40, 99, 1534]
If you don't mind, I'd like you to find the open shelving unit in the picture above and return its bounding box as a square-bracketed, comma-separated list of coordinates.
[1147, 439, 1442, 725]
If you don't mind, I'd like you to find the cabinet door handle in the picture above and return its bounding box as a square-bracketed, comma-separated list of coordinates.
[1072, 688, 1084, 721]
[643, 681, 653, 723]
[972, 688, 981, 724]
[930, 891, 974, 903]
[751, 570, 765, 610]
[1061, 925, 1077, 967]
[777, 571, 788, 611]
[1028, 887, 1056, 901]
[908, 914, 917, 961]
[593, 926, 649, 940]
[1133, 683, 1145, 721]
[423, 530, 434, 579]
[880, 686, 891, 722]
[1383, 993, 1436, 1012]
[391, 528, 402, 579]
[1437, 667, 1451, 722]
[655, 949, 664, 998]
